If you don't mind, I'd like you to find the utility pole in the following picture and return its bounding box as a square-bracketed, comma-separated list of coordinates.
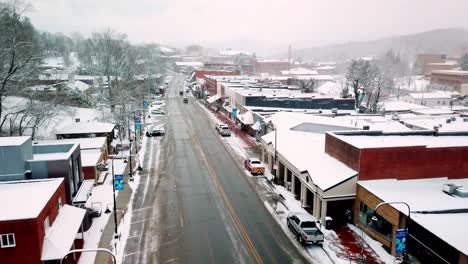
[127, 118, 133, 181]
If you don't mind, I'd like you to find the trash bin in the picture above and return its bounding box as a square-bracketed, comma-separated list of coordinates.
[325, 216, 333, 230]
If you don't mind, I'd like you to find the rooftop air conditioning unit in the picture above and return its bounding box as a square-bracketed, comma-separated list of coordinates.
[442, 183, 459, 195]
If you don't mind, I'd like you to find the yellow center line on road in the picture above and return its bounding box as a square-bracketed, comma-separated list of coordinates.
[190, 135, 264, 264]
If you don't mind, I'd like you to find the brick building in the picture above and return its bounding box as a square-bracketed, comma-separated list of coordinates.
[430, 70, 468, 95]
[326, 130, 468, 181]
[253, 59, 290, 75]
[0, 179, 86, 263]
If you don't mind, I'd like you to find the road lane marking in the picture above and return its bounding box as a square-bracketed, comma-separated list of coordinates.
[190, 135, 264, 264]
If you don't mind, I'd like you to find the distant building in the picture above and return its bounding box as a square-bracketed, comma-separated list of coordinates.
[253, 59, 290, 75]
[430, 70, 468, 96]
[56, 121, 116, 155]
[402, 92, 453, 106]
[0, 178, 86, 264]
[416, 53, 446, 74]
[424, 62, 458, 75]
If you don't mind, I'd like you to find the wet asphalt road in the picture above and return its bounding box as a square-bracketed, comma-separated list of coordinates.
[123, 75, 309, 264]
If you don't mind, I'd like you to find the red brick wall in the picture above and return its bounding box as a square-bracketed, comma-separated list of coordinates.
[203, 76, 218, 95]
[0, 181, 67, 264]
[195, 69, 240, 79]
[325, 133, 361, 171]
[82, 166, 97, 180]
[359, 146, 468, 180]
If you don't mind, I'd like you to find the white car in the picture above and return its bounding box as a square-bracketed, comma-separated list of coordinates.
[215, 123, 231, 136]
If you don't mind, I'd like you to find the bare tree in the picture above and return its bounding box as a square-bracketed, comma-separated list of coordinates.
[294, 78, 317, 93]
[84, 29, 134, 111]
[346, 59, 377, 109]
[0, 1, 40, 133]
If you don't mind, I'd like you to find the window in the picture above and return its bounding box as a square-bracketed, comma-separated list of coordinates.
[58, 197, 63, 209]
[359, 202, 392, 241]
[44, 216, 50, 233]
[0, 234, 15, 248]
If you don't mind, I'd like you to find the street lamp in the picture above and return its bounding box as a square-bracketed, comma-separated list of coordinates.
[267, 121, 277, 180]
[374, 201, 411, 263]
[108, 154, 123, 253]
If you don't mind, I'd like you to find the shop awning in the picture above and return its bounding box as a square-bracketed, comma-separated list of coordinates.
[207, 94, 221, 104]
[238, 111, 255, 125]
[72, 179, 95, 205]
[41, 205, 86, 261]
[252, 121, 261, 131]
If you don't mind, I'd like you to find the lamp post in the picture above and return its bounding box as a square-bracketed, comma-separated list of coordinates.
[374, 201, 411, 263]
[267, 121, 277, 180]
[108, 155, 122, 253]
[127, 118, 134, 182]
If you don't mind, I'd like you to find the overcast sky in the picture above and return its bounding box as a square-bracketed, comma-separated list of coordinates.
[28, 0, 468, 54]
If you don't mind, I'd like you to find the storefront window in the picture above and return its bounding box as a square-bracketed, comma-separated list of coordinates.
[359, 202, 392, 241]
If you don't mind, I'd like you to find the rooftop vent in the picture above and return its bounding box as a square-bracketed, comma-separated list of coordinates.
[363, 125, 370, 130]
[450, 116, 456, 121]
[331, 108, 338, 114]
[75, 118, 80, 123]
[446, 118, 451, 123]
[443, 183, 468, 198]
[391, 113, 399, 121]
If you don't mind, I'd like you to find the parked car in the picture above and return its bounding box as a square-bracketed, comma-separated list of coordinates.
[183, 97, 188, 103]
[287, 213, 324, 245]
[244, 158, 265, 175]
[151, 109, 165, 115]
[215, 123, 231, 136]
[146, 127, 165, 137]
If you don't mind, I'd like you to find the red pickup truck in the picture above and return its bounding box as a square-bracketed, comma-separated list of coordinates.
[244, 158, 265, 175]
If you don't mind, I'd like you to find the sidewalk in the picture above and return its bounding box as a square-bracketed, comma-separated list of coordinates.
[94, 158, 133, 264]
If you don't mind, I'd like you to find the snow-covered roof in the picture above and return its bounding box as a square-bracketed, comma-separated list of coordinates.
[33, 153, 70, 161]
[37, 137, 106, 150]
[0, 179, 63, 221]
[316, 81, 343, 97]
[280, 68, 318, 76]
[402, 115, 468, 132]
[314, 66, 335, 70]
[359, 177, 468, 255]
[431, 70, 468, 76]
[0, 136, 30, 147]
[67, 80, 90, 92]
[219, 49, 251, 56]
[238, 111, 255, 125]
[380, 101, 429, 112]
[41, 204, 86, 261]
[56, 122, 115, 135]
[81, 149, 102, 167]
[333, 131, 468, 149]
[262, 130, 357, 191]
[175, 61, 204, 67]
[41, 57, 65, 69]
[159, 46, 175, 53]
[407, 92, 452, 99]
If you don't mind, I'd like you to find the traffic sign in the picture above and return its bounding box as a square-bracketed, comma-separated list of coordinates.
[114, 174, 124, 191]
[143, 100, 149, 109]
[395, 229, 407, 254]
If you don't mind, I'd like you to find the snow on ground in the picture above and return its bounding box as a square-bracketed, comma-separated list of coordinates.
[395, 76, 429, 92]
[3, 96, 111, 139]
[77, 158, 127, 264]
